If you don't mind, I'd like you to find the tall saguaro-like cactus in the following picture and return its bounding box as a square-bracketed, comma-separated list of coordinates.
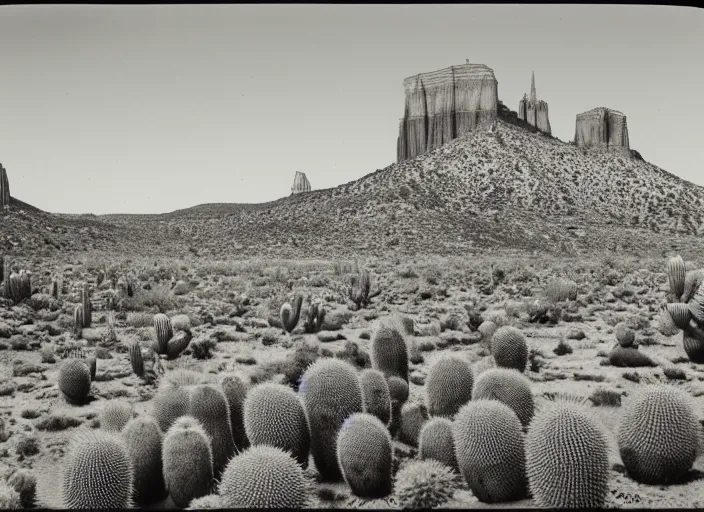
[0, 164, 9, 211]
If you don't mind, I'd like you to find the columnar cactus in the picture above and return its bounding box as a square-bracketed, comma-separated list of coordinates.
[667, 255, 687, 300]
[81, 283, 92, 328]
[61, 429, 134, 509]
[218, 445, 308, 508]
[128, 341, 144, 378]
[8, 271, 31, 304]
[73, 305, 84, 338]
[471, 368, 534, 427]
[221, 374, 249, 452]
[491, 326, 528, 372]
[153, 314, 173, 355]
[425, 355, 474, 418]
[243, 382, 310, 467]
[0, 164, 9, 211]
[618, 384, 700, 485]
[349, 269, 378, 309]
[58, 359, 92, 405]
[303, 300, 326, 333]
[453, 400, 527, 503]
[122, 416, 167, 505]
[162, 416, 213, 508]
[1, 257, 9, 299]
[100, 401, 134, 432]
[280, 295, 303, 333]
[298, 358, 364, 481]
[360, 369, 392, 426]
[336, 413, 393, 499]
[418, 417, 458, 471]
[371, 322, 409, 382]
[526, 401, 610, 507]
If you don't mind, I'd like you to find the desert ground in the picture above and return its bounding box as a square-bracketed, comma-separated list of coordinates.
[1, 251, 703, 509]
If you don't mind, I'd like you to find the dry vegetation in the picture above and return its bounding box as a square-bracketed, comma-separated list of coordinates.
[1, 251, 704, 508]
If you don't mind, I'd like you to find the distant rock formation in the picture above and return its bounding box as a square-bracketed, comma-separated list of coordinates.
[0, 164, 9, 210]
[575, 107, 630, 154]
[291, 171, 311, 195]
[397, 61, 499, 162]
[518, 72, 551, 134]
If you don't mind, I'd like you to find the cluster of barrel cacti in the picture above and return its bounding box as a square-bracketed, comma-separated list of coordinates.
[660, 255, 704, 362]
[73, 283, 93, 337]
[1, 257, 32, 304]
[348, 268, 381, 310]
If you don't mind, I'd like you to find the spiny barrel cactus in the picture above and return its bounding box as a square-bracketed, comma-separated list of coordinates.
[99, 400, 134, 432]
[393, 459, 461, 510]
[545, 277, 578, 303]
[425, 355, 474, 418]
[162, 416, 213, 508]
[658, 306, 680, 336]
[153, 314, 173, 355]
[128, 341, 144, 377]
[453, 400, 527, 503]
[122, 416, 167, 506]
[682, 320, 704, 363]
[471, 368, 534, 428]
[243, 382, 310, 467]
[280, 295, 303, 333]
[491, 326, 528, 372]
[298, 358, 364, 481]
[73, 305, 84, 338]
[371, 322, 409, 382]
[418, 417, 458, 471]
[387, 375, 409, 404]
[688, 282, 704, 323]
[478, 320, 498, 348]
[682, 269, 704, 303]
[221, 374, 249, 452]
[166, 329, 192, 359]
[188, 384, 236, 480]
[219, 445, 308, 508]
[618, 384, 700, 485]
[666, 303, 693, 330]
[398, 402, 429, 447]
[525, 401, 609, 508]
[61, 429, 134, 509]
[150, 382, 192, 433]
[187, 494, 224, 509]
[5, 469, 36, 509]
[337, 413, 393, 499]
[58, 359, 91, 405]
[615, 323, 635, 348]
[303, 301, 326, 333]
[360, 369, 392, 426]
[667, 255, 687, 300]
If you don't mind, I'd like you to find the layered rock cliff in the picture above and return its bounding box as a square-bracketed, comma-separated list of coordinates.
[397, 62, 498, 162]
[291, 171, 311, 195]
[0, 164, 9, 211]
[575, 107, 630, 154]
[518, 72, 551, 134]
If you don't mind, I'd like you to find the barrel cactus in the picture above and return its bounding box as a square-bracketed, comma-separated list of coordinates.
[218, 445, 308, 508]
[471, 368, 534, 427]
[162, 416, 213, 508]
[128, 341, 144, 377]
[153, 313, 173, 355]
[99, 400, 134, 432]
[666, 303, 693, 330]
[280, 295, 303, 333]
[298, 358, 364, 481]
[682, 320, 704, 363]
[122, 416, 167, 505]
[453, 400, 527, 503]
[243, 382, 310, 467]
[418, 417, 458, 471]
[682, 269, 704, 303]
[166, 329, 192, 359]
[188, 384, 236, 480]
[657, 306, 680, 336]
[221, 374, 249, 451]
[360, 369, 392, 426]
[61, 429, 134, 509]
[491, 326, 528, 371]
[667, 255, 687, 299]
[688, 283, 704, 323]
[150, 381, 192, 433]
[387, 375, 409, 404]
[545, 278, 578, 303]
[393, 459, 461, 509]
[615, 323, 635, 348]
[58, 359, 92, 405]
[303, 301, 326, 333]
[478, 320, 498, 348]
[336, 413, 393, 499]
[424, 355, 474, 418]
[371, 322, 409, 382]
[398, 402, 429, 447]
[618, 384, 700, 485]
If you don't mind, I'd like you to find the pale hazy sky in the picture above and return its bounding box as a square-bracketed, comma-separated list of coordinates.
[1, 4, 702, 215]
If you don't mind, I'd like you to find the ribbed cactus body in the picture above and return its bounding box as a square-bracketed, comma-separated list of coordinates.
[303, 301, 326, 333]
[219, 445, 307, 508]
[418, 417, 458, 471]
[81, 283, 92, 328]
[683, 320, 704, 363]
[472, 368, 534, 427]
[658, 307, 680, 336]
[162, 416, 213, 508]
[100, 400, 134, 432]
[615, 323, 636, 348]
[336, 413, 393, 499]
[58, 359, 91, 405]
[618, 385, 700, 485]
[371, 323, 409, 382]
[61, 429, 134, 509]
[425, 355, 474, 418]
[128, 341, 144, 377]
[153, 314, 173, 355]
[688, 283, 704, 323]
[666, 303, 693, 330]
[221, 374, 249, 451]
[122, 416, 167, 505]
[280, 295, 303, 333]
[188, 384, 236, 480]
[491, 326, 528, 371]
[298, 358, 364, 481]
[151, 383, 191, 433]
[393, 459, 460, 509]
[667, 255, 687, 299]
[166, 329, 192, 359]
[545, 278, 578, 302]
[398, 402, 429, 447]
[453, 400, 527, 503]
[478, 320, 498, 348]
[73, 305, 84, 337]
[525, 403, 609, 507]
[360, 369, 392, 426]
[243, 383, 310, 467]
[682, 269, 704, 303]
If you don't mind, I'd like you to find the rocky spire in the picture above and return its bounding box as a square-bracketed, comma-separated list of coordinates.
[530, 71, 537, 103]
[291, 171, 311, 195]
